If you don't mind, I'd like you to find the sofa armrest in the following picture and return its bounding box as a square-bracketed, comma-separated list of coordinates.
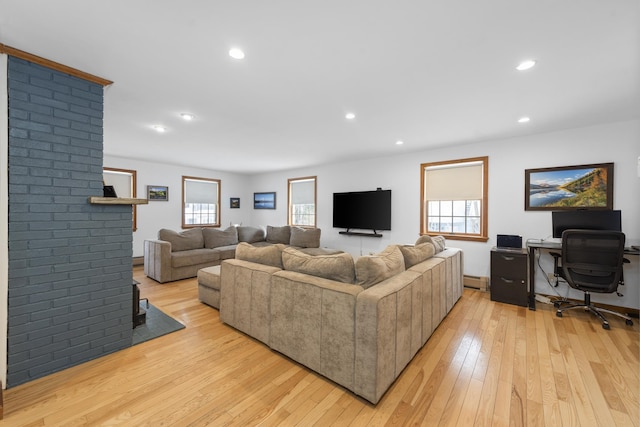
[144, 239, 172, 283]
[354, 269, 423, 404]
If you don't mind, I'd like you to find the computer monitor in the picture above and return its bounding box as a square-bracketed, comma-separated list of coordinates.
[552, 210, 621, 238]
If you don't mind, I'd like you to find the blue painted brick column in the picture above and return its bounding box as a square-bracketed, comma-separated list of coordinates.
[6, 57, 133, 387]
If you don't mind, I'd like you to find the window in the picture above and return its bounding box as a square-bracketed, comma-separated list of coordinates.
[182, 176, 220, 228]
[288, 176, 316, 227]
[420, 156, 488, 242]
[103, 167, 137, 231]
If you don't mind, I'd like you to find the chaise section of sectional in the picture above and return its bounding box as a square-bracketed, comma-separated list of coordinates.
[353, 269, 425, 404]
[269, 270, 364, 393]
[219, 258, 280, 345]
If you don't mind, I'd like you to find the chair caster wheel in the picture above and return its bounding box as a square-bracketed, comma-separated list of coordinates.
[553, 302, 561, 308]
[556, 311, 562, 318]
[626, 319, 634, 326]
[602, 323, 610, 330]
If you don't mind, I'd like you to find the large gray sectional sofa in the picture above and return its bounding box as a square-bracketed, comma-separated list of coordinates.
[143, 225, 321, 283]
[219, 235, 463, 404]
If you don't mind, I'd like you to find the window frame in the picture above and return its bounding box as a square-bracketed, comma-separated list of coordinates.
[287, 176, 317, 228]
[420, 156, 489, 242]
[103, 167, 137, 231]
[181, 176, 221, 229]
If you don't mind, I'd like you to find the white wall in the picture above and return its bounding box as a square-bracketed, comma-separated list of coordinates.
[246, 119, 640, 309]
[103, 156, 252, 257]
[107, 120, 639, 309]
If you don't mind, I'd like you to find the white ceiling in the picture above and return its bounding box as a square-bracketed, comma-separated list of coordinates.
[1, 0, 638, 174]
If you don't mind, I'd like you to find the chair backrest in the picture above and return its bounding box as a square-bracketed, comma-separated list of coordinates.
[561, 229, 625, 293]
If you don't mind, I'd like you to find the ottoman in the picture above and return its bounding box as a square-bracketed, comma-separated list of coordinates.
[197, 265, 221, 309]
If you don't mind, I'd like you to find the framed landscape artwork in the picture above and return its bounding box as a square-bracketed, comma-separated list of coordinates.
[254, 192, 276, 209]
[230, 198, 240, 209]
[147, 185, 169, 201]
[524, 163, 613, 211]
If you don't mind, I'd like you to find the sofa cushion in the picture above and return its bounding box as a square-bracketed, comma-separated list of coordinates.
[203, 226, 239, 248]
[237, 226, 266, 243]
[415, 235, 446, 253]
[235, 242, 285, 268]
[171, 248, 220, 268]
[398, 243, 435, 268]
[355, 245, 405, 289]
[266, 225, 291, 244]
[282, 247, 355, 284]
[214, 244, 237, 260]
[159, 228, 204, 252]
[290, 227, 321, 248]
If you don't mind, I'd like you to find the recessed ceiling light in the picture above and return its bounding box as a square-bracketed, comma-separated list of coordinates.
[516, 60, 536, 71]
[180, 113, 195, 121]
[395, 140, 404, 145]
[152, 125, 167, 133]
[518, 117, 531, 123]
[229, 48, 245, 60]
[345, 112, 356, 120]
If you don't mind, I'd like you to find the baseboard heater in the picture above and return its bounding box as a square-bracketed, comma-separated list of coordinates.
[464, 275, 488, 291]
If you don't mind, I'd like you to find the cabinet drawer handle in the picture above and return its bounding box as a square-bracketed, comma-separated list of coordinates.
[501, 256, 515, 261]
[500, 277, 514, 284]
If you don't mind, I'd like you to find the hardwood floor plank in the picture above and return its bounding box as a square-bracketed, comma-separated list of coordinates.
[3, 269, 638, 426]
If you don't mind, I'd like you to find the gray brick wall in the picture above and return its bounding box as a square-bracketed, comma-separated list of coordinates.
[7, 57, 133, 387]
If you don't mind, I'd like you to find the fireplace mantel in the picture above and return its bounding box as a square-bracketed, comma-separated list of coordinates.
[88, 197, 148, 205]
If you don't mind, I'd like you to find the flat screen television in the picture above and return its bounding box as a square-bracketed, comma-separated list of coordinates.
[552, 209, 621, 238]
[333, 189, 391, 232]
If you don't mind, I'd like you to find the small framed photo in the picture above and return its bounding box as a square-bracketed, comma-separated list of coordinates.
[147, 185, 169, 201]
[254, 192, 276, 209]
[230, 197, 240, 209]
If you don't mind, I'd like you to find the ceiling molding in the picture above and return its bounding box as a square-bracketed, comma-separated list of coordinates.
[0, 43, 113, 87]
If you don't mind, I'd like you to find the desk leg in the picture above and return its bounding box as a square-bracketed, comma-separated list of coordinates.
[528, 246, 536, 310]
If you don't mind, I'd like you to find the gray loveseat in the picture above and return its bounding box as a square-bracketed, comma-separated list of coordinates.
[219, 235, 463, 404]
[143, 225, 321, 283]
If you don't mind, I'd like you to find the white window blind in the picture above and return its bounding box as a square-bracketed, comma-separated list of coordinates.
[185, 179, 218, 203]
[424, 161, 483, 200]
[103, 170, 132, 198]
[291, 179, 315, 204]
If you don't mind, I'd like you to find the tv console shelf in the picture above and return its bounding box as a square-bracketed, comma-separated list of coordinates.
[339, 231, 383, 238]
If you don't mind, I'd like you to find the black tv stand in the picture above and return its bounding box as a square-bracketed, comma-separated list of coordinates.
[339, 229, 383, 238]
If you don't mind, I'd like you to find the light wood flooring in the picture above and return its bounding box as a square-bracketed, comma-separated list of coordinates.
[4, 267, 639, 426]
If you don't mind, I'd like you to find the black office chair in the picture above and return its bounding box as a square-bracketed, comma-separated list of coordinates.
[553, 229, 633, 330]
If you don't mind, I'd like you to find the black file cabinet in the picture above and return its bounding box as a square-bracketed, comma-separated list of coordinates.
[490, 248, 528, 307]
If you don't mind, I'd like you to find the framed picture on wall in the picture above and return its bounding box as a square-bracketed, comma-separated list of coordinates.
[254, 192, 276, 209]
[147, 185, 169, 201]
[230, 197, 240, 208]
[524, 163, 613, 210]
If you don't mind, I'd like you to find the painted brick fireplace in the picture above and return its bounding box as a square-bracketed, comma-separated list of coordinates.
[6, 57, 133, 387]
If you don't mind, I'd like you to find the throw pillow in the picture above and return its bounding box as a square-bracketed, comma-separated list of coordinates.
[237, 226, 266, 243]
[415, 235, 445, 253]
[202, 226, 239, 249]
[355, 245, 405, 289]
[399, 243, 435, 268]
[415, 235, 433, 246]
[431, 236, 446, 252]
[290, 227, 321, 248]
[235, 242, 285, 268]
[266, 225, 291, 244]
[282, 247, 355, 284]
[158, 228, 204, 252]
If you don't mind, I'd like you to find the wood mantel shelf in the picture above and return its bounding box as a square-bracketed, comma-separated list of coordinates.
[88, 197, 148, 205]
